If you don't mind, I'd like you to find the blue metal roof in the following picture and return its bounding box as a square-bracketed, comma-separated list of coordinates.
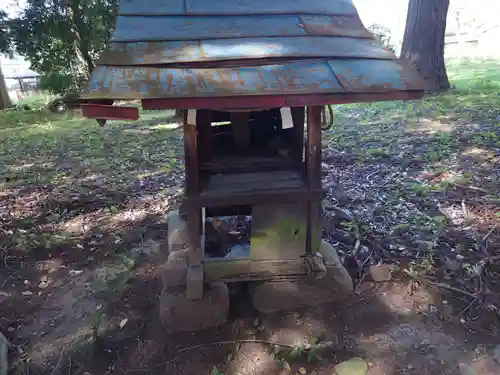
[82, 0, 428, 101]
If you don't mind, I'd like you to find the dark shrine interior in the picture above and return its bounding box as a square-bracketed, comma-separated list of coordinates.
[196, 107, 306, 259]
[198, 107, 303, 181]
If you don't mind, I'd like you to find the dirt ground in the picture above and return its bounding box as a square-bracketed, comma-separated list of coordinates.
[4, 257, 500, 375]
[1, 61, 499, 374]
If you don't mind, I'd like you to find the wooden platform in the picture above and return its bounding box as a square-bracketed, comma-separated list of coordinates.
[188, 170, 323, 207]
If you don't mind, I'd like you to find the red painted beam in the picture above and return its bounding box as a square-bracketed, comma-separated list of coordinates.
[286, 91, 424, 106]
[142, 96, 287, 110]
[140, 91, 424, 110]
[81, 104, 140, 121]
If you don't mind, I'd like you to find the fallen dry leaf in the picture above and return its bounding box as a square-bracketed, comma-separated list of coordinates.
[119, 318, 128, 329]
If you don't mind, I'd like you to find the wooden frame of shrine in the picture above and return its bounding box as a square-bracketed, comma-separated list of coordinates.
[79, 0, 428, 332]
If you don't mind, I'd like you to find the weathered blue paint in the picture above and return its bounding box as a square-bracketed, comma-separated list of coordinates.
[111, 15, 307, 42]
[300, 15, 372, 38]
[185, 0, 357, 16]
[328, 59, 425, 92]
[82, 61, 344, 99]
[103, 37, 395, 65]
[103, 41, 202, 65]
[118, 0, 358, 16]
[82, 0, 428, 103]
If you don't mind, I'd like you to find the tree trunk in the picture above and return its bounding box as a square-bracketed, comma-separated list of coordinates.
[0, 62, 12, 109]
[401, 0, 450, 91]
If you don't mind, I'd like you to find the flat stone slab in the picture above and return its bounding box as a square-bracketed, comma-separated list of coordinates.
[250, 240, 353, 313]
[159, 282, 229, 333]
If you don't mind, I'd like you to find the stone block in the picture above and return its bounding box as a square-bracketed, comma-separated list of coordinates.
[250, 240, 353, 314]
[161, 249, 189, 289]
[167, 210, 188, 253]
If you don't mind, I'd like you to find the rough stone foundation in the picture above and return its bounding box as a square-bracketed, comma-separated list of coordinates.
[166, 210, 188, 253]
[250, 240, 354, 313]
[159, 282, 229, 333]
[159, 247, 230, 333]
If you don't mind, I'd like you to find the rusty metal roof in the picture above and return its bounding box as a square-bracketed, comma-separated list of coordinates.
[81, 0, 428, 103]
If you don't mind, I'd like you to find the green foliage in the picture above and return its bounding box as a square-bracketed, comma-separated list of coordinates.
[39, 72, 88, 95]
[4, 0, 118, 92]
[0, 11, 13, 55]
[368, 24, 396, 53]
[211, 367, 224, 375]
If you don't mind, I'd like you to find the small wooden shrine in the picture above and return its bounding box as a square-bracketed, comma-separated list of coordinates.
[80, 0, 428, 332]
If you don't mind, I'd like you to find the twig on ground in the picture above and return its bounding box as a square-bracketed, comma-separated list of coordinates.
[450, 183, 489, 194]
[50, 349, 69, 375]
[402, 269, 477, 298]
[124, 340, 295, 372]
[1, 272, 16, 288]
[3, 250, 15, 272]
[483, 223, 498, 242]
[164, 340, 294, 367]
[402, 268, 500, 317]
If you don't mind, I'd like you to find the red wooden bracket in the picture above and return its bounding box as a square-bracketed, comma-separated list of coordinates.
[81, 104, 140, 121]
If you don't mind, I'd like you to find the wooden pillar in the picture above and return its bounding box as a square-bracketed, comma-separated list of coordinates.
[197, 110, 213, 163]
[305, 106, 322, 255]
[184, 110, 203, 299]
[230, 112, 251, 150]
[290, 107, 305, 167]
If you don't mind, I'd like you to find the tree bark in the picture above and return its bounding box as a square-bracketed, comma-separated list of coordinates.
[401, 0, 450, 91]
[0, 61, 12, 109]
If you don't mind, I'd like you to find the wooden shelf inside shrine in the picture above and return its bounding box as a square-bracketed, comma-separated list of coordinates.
[199, 170, 318, 206]
[184, 107, 324, 208]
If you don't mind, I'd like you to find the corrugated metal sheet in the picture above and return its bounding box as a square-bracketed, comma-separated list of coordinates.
[300, 15, 373, 38]
[102, 37, 394, 66]
[118, 0, 358, 16]
[328, 59, 426, 92]
[85, 61, 344, 99]
[81, 0, 428, 102]
[111, 15, 307, 42]
[110, 14, 376, 42]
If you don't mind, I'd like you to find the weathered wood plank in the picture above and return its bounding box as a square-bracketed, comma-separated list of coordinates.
[118, 0, 358, 16]
[207, 170, 305, 190]
[196, 109, 213, 163]
[162, 258, 311, 286]
[189, 188, 324, 208]
[204, 258, 308, 282]
[305, 106, 323, 254]
[103, 37, 393, 65]
[183, 111, 203, 267]
[328, 59, 427, 92]
[290, 107, 305, 164]
[201, 156, 295, 174]
[111, 15, 306, 42]
[82, 61, 343, 100]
